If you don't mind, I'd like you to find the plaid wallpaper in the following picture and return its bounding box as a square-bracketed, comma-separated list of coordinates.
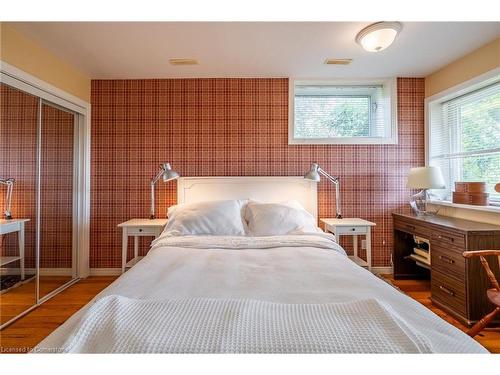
[39, 104, 74, 268]
[0, 84, 38, 269]
[91, 77, 424, 268]
[0, 84, 74, 269]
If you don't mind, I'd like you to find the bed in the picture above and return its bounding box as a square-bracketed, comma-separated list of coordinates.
[34, 177, 487, 353]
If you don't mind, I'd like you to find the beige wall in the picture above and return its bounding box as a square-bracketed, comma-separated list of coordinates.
[425, 38, 500, 98]
[0, 23, 91, 102]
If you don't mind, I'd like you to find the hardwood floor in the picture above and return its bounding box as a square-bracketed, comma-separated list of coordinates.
[0, 276, 117, 352]
[1, 276, 74, 325]
[0, 275, 498, 353]
[386, 276, 500, 353]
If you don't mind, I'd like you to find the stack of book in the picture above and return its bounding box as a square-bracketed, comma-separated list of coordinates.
[408, 235, 431, 269]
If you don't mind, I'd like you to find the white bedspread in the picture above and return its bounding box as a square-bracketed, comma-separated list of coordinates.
[34, 234, 487, 353]
[59, 296, 432, 353]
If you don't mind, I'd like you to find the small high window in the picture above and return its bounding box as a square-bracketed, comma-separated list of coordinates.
[289, 79, 398, 144]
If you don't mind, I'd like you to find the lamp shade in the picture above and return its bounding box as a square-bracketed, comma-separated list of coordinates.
[161, 163, 180, 182]
[406, 166, 445, 189]
[304, 163, 321, 182]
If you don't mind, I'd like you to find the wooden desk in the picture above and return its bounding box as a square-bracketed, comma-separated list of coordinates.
[392, 213, 500, 326]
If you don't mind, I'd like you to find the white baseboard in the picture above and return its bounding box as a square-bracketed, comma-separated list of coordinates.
[0, 267, 73, 276]
[89, 268, 122, 276]
[39, 268, 73, 276]
[371, 267, 393, 275]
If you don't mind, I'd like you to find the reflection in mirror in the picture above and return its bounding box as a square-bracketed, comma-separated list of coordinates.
[0, 83, 38, 326]
[39, 103, 75, 298]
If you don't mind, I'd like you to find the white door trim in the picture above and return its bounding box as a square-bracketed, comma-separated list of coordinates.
[0, 60, 91, 278]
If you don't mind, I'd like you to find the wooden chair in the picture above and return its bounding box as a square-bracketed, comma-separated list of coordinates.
[462, 250, 500, 337]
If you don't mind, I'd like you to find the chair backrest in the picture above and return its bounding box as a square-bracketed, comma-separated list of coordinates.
[463, 250, 500, 291]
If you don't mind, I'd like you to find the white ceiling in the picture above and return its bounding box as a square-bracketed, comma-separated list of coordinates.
[10, 22, 500, 79]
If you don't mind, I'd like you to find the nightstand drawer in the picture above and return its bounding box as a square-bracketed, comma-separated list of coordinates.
[335, 226, 368, 235]
[127, 227, 162, 236]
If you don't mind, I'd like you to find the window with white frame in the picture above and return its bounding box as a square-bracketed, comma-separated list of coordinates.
[428, 77, 500, 205]
[289, 79, 397, 144]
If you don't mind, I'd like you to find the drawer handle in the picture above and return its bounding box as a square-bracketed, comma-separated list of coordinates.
[439, 285, 455, 296]
[439, 255, 454, 264]
[139, 229, 143, 232]
[437, 234, 454, 242]
[351, 228, 356, 231]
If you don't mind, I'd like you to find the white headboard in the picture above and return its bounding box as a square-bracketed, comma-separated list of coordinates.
[177, 177, 318, 219]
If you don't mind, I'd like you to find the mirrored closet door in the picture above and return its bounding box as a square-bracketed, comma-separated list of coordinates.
[0, 83, 38, 327]
[39, 102, 77, 299]
[0, 79, 83, 329]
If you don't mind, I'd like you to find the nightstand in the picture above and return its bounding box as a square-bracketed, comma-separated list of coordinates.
[0, 219, 29, 280]
[321, 218, 376, 271]
[117, 219, 168, 273]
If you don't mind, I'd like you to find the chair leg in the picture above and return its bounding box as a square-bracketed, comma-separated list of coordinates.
[467, 307, 500, 337]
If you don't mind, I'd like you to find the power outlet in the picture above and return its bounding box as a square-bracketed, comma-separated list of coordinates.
[361, 240, 366, 249]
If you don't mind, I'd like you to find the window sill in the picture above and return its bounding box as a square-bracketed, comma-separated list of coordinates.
[429, 200, 500, 214]
[289, 137, 398, 145]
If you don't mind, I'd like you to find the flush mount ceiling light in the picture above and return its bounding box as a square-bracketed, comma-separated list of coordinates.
[355, 22, 402, 52]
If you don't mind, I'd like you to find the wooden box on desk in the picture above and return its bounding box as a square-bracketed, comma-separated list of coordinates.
[392, 212, 500, 326]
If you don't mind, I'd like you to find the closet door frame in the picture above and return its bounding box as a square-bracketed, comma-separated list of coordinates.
[1, 61, 91, 282]
[37, 100, 80, 303]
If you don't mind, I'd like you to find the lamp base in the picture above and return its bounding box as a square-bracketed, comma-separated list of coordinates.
[149, 214, 156, 220]
[409, 189, 439, 216]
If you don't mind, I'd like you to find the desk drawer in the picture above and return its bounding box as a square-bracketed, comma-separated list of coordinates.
[431, 245, 465, 279]
[335, 226, 368, 235]
[431, 270, 467, 316]
[394, 220, 428, 237]
[431, 229, 465, 249]
[127, 227, 162, 236]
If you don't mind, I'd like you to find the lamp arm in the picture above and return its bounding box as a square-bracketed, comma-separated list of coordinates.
[318, 168, 342, 219]
[151, 168, 164, 185]
[317, 168, 339, 184]
[0, 179, 14, 219]
[150, 167, 165, 219]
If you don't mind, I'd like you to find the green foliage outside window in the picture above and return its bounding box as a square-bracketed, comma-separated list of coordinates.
[459, 92, 500, 198]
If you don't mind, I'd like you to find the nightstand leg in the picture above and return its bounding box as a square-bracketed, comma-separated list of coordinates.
[366, 227, 372, 271]
[134, 236, 139, 260]
[19, 223, 25, 280]
[122, 229, 128, 274]
[353, 235, 358, 259]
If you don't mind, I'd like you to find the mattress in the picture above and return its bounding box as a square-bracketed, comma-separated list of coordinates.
[34, 233, 487, 353]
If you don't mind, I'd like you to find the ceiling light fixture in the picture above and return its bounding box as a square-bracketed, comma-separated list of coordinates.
[355, 22, 402, 52]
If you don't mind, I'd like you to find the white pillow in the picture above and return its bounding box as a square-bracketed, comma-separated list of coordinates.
[163, 200, 247, 236]
[244, 201, 320, 236]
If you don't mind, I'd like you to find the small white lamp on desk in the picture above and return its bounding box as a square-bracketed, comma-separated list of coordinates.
[406, 166, 445, 216]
